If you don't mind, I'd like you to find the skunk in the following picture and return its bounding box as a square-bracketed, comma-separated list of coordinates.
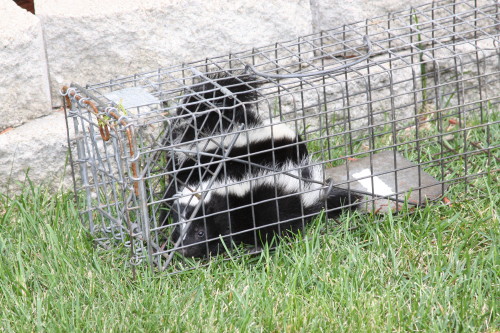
[170, 118, 308, 184]
[160, 73, 359, 258]
[160, 74, 307, 223]
[171, 159, 359, 258]
[166, 74, 307, 183]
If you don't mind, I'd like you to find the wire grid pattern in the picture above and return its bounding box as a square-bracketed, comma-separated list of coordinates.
[64, 0, 499, 271]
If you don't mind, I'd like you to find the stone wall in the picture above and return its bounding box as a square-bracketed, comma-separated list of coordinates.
[36, 0, 313, 107]
[0, 0, 496, 193]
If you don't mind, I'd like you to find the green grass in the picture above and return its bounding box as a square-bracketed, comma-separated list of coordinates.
[1, 166, 498, 331]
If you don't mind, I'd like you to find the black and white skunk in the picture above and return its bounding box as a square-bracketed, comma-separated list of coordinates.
[160, 74, 307, 221]
[160, 73, 359, 258]
[165, 74, 307, 184]
[170, 159, 359, 258]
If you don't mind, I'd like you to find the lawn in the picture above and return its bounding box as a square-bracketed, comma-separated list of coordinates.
[0, 161, 498, 332]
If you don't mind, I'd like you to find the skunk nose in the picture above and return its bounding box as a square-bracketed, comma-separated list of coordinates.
[177, 245, 205, 258]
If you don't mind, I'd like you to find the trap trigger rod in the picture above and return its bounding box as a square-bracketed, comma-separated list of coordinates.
[189, 67, 235, 99]
[245, 35, 372, 79]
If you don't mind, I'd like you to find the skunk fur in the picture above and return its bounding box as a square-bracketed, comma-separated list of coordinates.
[166, 74, 307, 184]
[160, 74, 307, 223]
[160, 73, 359, 258]
[172, 74, 262, 142]
[171, 160, 359, 258]
[170, 119, 308, 184]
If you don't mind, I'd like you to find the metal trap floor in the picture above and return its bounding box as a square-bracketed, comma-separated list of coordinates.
[325, 151, 448, 213]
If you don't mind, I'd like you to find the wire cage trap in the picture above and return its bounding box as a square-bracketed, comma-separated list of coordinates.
[63, 0, 499, 272]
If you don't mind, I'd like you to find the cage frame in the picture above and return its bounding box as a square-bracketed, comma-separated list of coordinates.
[63, 0, 499, 272]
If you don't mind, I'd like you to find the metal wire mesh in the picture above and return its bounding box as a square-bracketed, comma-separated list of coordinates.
[63, 0, 499, 272]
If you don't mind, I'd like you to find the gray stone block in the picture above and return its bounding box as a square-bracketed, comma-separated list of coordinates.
[36, 0, 313, 107]
[0, 112, 72, 194]
[0, 0, 52, 130]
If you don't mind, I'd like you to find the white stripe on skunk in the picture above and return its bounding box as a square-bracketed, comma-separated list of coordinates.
[176, 159, 323, 209]
[173, 120, 300, 165]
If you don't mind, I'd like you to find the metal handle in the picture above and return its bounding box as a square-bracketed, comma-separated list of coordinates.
[245, 35, 372, 79]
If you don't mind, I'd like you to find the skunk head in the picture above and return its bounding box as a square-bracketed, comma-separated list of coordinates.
[174, 215, 231, 258]
[170, 188, 230, 258]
